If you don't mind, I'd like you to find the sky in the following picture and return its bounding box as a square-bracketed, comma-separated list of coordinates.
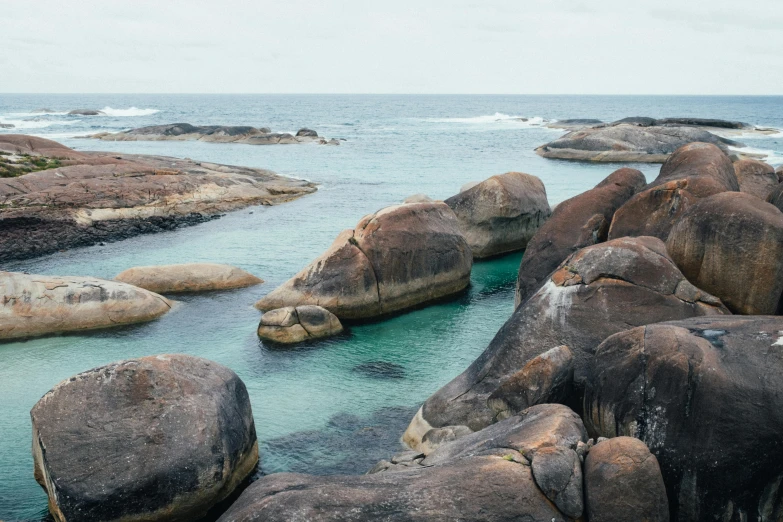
[1, 0, 781, 94]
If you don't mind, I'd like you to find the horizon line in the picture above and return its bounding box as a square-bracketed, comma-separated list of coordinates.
[2, 92, 783, 97]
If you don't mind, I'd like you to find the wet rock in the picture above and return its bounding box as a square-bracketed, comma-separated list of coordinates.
[115, 263, 263, 293]
[68, 109, 104, 115]
[257, 305, 343, 344]
[0, 271, 172, 340]
[584, 437, 669, 522]
[404, 236, 729, 448]
[255, 202, 472, 319]
[31, 354, 258, 522]
[444, 171, 551, 258]
[352, 361, 406, 379]
[584, 316, 783, 521]
[608, 142, 739, 240]
[666, 191, 783, 314]
[296, 128, 318, 137]
[515, 167, 646, 306]
[734, 159, 778, 199]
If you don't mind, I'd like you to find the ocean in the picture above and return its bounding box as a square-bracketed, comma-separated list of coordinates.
[0, 94, 781, 520]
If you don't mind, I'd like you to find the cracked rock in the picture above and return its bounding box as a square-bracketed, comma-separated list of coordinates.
[257, 305, 343, 344]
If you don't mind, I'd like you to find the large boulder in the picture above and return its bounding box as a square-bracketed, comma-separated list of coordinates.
[115, 263, 263, 293]
[31, 354, 258, 522]
[404, 236, 729, 449]
[733, 159, 778, 200]
[255, 202, 472, 319]
[767, 182, 783, 212]
[515, 167, 646, 306]
[584, 316, 783, 521]
[666, 192, 783, 315]
[584, 437, 669, 522]
[0, 271, 172, 340]
[443, 171, 551, 258]
[218, 404, 586, 522]
[257, 305, 343, 344]
[608, 142, 739, 241]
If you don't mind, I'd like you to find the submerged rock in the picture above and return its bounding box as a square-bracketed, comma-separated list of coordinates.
[257, 305, 343, 344]
[515, 167, 646, 306]
[0, 271, 172, 340]
[255, 202, 472, 319]
[352, 361, 406, 379]
[444, 171, 550, 258]
[31, 354, 258, 522]
[115, 263, 262, 293]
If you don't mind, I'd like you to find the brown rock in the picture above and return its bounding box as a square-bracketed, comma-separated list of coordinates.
[666, 191, 783, 314]
[767, 182, 783, 212]
[734, 159, 778, 199]
[115, 263, 262, 293]
[515, 167, 646, 306]
[257, 305, 343, 344]
[584, 437, 669, 522]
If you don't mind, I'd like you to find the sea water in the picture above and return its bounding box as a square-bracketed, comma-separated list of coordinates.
[0, 94, 781, 520]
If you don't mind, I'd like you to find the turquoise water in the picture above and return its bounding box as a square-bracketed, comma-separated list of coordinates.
[1, 95, 782, 519]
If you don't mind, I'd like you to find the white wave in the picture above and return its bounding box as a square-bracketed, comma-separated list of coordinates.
[0, 117, 81, 129]
[100, 106, 160, 117]
[424, 113, 550, 127]
[729, 145, 783, 166]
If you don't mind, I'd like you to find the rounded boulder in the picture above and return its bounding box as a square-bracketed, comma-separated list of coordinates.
[115, 263, 263, 293]
[257, 305, 343, 344]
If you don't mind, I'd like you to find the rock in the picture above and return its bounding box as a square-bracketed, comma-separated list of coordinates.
[220, 404, 584, 522]
[255, 202, 472, 319]
[115, 263, 262, 293]
[404, 236, 729, 448]
[0, 271, 172, 340]
[0, 135, 316, 263]
[0, 123, 14, 129]
[68, 109, 104, 116]
[296, 128, 318, 137]
[584, 437, 669, 522]
[608, 142, 738, 240]
[402, 193, 433, 204]
[536, 121, 741, 163]
[31, 354, 258, 522]
[515, 167, 646, 306]
[584, 316, 783, 520]
[352, 361, 406, 379]
[777, 165, 783, 182]
[90, 124, 323, 144]
[444, 172, 551, 258]
[459, 181, 480, 193]
[734, 159, 778, 199]
[666, 191, 783, 314]
[417, 424, 474, 455]
[531, 445, 583, 518]
[768, 183, 783, 213]
[257, 305, 343, 344]
[546, 119, 604, 130]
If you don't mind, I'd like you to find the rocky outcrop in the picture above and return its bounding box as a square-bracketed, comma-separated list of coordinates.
[444, 171, 550, 258]
[255, 202, 472, 319]
[0, 135, 316, 262]
[68, 109, 104, 116]
[734, 159, 778, 199]
[515, 168, 646, 306]
[31, 354, 258, 522]
[584, 316, 783, 521]
[115, 263, 262, 293]
[218, 404, 587, 522]
[257, 305, 343, 344]
[535, 119, 742, 162]
[87, 123, 330, 144]
[404, 236, 729, 448]
[666, 192, 783, 315]
[608, 142, 738, 240]
[0, 271, 172, 340]
[584, 437, 669, 522]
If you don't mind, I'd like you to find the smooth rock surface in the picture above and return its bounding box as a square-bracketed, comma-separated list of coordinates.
[734, 159, 778, 199]
[0, 271, 172, 340]
[515, 167, 646, 306]
[666, 191, 783, 314]
[257, 305, 343, 344]
[115, 263, 262, 293]
[31, 354, 258, 522]
[255, 202, 472, 319]
[444, 171, 550, 258]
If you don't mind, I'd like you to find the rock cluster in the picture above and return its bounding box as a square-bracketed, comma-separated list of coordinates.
[87, 123, 337, 145]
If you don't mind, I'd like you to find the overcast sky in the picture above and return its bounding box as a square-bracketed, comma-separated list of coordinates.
[2, 0, 781, 94]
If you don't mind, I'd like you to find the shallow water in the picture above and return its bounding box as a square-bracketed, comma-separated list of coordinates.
[1, 94, 781, 520]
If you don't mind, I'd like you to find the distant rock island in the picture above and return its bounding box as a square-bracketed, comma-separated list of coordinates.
[86, 123, 341, 145]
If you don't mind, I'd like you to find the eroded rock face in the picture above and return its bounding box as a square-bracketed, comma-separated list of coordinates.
[666, 192, 783, 315]
[444, 171, 551, 258]
[257, 305, 343, 344]
[219, 404, 586, 522]
[31, 354, 258, 522]
[0, 271, 172, 340]
[584, 316, 783, 521]
[515, 168, 646, 306]
[405, 236, 729, 448]
[255, 202, 472, 319]
[608, 142, 738, 241]
[584, 437, 669, 522]
[734, 159, 778, 200]
[115, 263, 262, 293]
